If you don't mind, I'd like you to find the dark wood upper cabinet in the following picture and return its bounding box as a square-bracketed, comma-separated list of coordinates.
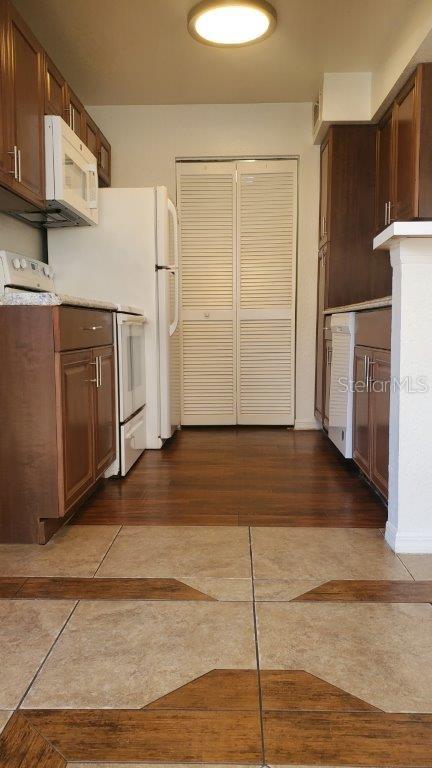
[375, 63, 432, 232]
[58, 348, 95, 513]
[44, 54, 66, 117]
[64, 84, 85, 139]
[7, 3, 45, 206]
[0, 0, 112, 209]
[98, 131, 111, 187]
[320, 124, 391, 308]
[83, 112, 112, 187]
[393, 73, 417, 221]
[0, 0, 9, 184]
[375, 108, 393, 233]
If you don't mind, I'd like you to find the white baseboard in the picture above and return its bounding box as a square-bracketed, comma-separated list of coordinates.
[294, 419, 321, 431]
[385, 521, 432, 553]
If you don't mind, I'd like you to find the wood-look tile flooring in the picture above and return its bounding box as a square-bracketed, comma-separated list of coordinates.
[3, 431, 432, 766]
[72, 428, 387, 527]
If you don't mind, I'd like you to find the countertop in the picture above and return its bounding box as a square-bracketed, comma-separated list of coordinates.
[324, 296, 392, 315]
[0, 291, 117, 311]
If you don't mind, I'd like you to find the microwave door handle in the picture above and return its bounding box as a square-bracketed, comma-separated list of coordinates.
[85, 163, 98, 209]
[167, 198, 179, 337]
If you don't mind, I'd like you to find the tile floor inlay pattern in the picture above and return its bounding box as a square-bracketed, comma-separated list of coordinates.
[3, 521, 432, 766]
[0, 576, 215, 601]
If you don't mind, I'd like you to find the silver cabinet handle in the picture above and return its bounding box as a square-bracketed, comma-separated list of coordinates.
[364, 354, 369, 387]
[388, 201, 392, 224]
[8, 146, 18, 180]
[17, 148, 21, 183]
[69, 104, 73, 129]
[368, 359, 376, 388]
[82, 325, 103, 331]
[384, 202, 388, 226]
[98, 355, 102, 388]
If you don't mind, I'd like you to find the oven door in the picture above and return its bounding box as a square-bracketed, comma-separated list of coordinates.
[117, 313, 146, 423]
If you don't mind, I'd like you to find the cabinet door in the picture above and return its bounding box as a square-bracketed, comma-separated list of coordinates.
[323, 337, 332, 430]
[58, 350, 95, 513]
[44, 55, 66, 117]
[8, 4, 45, 206]
[314, 247, 326, 420]
[98, 132, 111, 187]
[375, 109, 393, 233]
[353, 345, 372, 476]
[83, 113, 99, 160]
[0, 0, 10, 184]
[319, 135, 330, 246]
[369, 349, 390, 499]
[65, 85, 85, 139]
[393, 73, 418, 221]
[93, 345, 116, 476]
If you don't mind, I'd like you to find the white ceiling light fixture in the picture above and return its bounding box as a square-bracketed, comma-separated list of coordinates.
[188, 0, 277, 47]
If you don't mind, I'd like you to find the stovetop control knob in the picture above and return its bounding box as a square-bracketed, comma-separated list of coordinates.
[12, 257, 21, 269]
[20, 258, 27, 269]
[43, 265, 50, 277]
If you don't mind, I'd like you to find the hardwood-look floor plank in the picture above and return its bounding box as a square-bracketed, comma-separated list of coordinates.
[145, 669, 260, 710]
[261, 670, 380, 711]
[72, 428, 387, 528]
[0, 712, 66, 767]
[264, 710, 432, 766]
[13, 577, 214, 601]
[24, 709, 264, 763]
[292, 580, 432, 602]
[0, 577, 26, 598]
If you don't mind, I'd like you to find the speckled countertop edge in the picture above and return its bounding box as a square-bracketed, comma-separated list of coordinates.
[324, 296, 392, 314]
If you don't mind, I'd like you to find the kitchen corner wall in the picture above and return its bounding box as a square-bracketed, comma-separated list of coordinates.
[88, 102, 320, 429]
[0, 212, 47, 262]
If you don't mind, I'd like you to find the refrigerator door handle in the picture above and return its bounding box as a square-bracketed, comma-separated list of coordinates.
[167, 198, 179, 337]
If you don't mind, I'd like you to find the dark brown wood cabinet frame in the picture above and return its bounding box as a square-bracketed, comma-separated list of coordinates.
[0, 0, 111, 218]
[0, 306, 116, 544]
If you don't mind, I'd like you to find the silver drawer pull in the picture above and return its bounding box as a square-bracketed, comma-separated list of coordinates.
[82, 325, 103, 331]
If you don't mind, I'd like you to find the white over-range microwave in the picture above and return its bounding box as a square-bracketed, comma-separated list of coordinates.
[44, 115, 99, 227]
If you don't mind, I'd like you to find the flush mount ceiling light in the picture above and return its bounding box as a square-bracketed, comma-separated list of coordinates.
[188, 0, 277, 47]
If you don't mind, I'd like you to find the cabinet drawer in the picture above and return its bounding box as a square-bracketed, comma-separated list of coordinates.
[355, 308, 391, 350]
[55, 307, 113, 351]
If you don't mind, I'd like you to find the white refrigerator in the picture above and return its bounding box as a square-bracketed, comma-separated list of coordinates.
[48, 187, 181, 450]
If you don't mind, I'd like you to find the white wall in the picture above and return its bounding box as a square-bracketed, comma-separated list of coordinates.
[0, 212, 46, 261]
[88, 102, 320, 428]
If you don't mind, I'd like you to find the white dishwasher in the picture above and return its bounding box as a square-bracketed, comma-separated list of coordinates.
[329, 312, 356, 458]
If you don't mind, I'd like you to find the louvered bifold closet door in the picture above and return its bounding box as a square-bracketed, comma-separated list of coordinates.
[177, 162, 237, 424]
[237, 159, 298, 425]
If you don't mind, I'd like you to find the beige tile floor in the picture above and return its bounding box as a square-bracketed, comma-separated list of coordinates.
[399, 553, 432, 579]
[0, 599, 76, 708]
[0, 526, 120, 577]
[22, 600, 257, 709]
[0, 711, 12, 734]
[0, 523, 431, 723]
[251, 528, 412, 580]
[96, 526, 252, 579]
[257, 601, 432, 712]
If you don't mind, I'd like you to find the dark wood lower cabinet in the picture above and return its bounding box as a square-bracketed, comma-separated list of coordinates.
[0, 306, 116, 543]
[369, 350, 391, 498]
[353, 344, 390, 500]
[59, 349, 95, 513]
[94, 345, 116, 476]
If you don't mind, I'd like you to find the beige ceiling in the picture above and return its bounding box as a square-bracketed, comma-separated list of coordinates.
[14, 0, 419, 104]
